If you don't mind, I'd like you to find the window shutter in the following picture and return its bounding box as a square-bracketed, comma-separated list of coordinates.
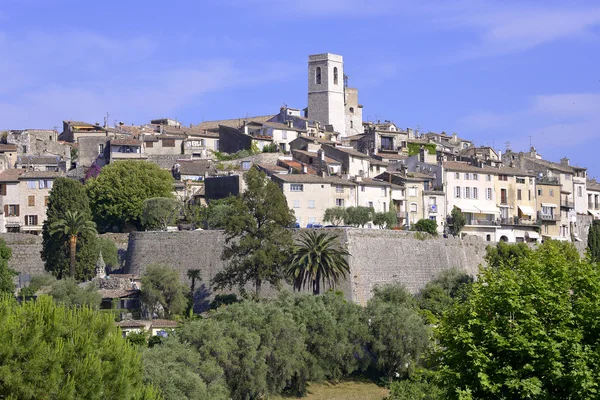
[0, 184, 5, 196]
[15, 205, 19, 217]
[24, 216, 28, 226]
[3, 205, 7, 215]
[34, 215, 38, 225]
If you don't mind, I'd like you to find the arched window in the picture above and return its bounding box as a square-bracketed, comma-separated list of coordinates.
[333, 67, 338, 84]
[349, 107, 354, 113]
[316, 67, 321, 84]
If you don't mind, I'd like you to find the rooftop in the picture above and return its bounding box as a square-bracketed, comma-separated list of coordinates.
[0, 169, 24, 182]
[191, 115, 276, 132]
[443, 161, 536, 177]
[272, 173, 357, 186]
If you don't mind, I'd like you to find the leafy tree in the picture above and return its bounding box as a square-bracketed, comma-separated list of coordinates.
[448, 207, 466, 236]
[208, 294, 239, 310]
[48, 278, 102, 309]
[414, 218, 438, 235]
[286, 231, 351, 295]
[0, 295, 159, 399]
[141, 337, 229, 400]
[0, 238, 16, 295]
[86, 160, 174, 232]
[323, 207, 347, 226]
[373, 211, 397, 229]
[485, 241, 531, 269]
[127, 331, 149, 347]
[212, 167, 295, 296]
[141, 197, 181, 231]
[42, 177, 99, 280]
[49, 210, 98, 278]
[205, 199, 235, 229]
[18, 274, 55, 297]
[187, 269, 201, 295]
[141, 263, 188, 318]
[389, 374, 443, 400]
[438, 240, 600, 399]
[367, 285, 431, 381]
[588, 220, 600, 263]
[417, 268, 473, 323]
[97, 237, 119, 271]
[344, 206, 374, 227]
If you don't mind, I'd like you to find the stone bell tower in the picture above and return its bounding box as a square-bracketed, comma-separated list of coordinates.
[307, 53, 346, 136]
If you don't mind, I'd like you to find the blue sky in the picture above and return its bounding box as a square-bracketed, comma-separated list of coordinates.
[1, 0, 599, 177]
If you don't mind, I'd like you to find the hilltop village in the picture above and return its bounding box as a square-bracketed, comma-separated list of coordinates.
[1, 53, 598, 244]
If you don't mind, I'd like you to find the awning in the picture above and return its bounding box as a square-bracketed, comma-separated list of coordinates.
[541, 203, 557, 208]
[475, 206, 499, 215]
[527, 231, 540, 239]
[457, 207, 479, 214]
[518, 205, 535, 216]
[588, 210, 600, 218]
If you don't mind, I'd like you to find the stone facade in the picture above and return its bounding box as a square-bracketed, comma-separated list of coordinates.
[0, 233, 45, 277]
[308, 53, 346, 135]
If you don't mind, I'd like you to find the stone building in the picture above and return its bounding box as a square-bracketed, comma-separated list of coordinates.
[587, 179, 600, 220]
[536, 177, 562, 239]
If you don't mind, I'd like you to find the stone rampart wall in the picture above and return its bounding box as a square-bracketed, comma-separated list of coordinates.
[0, 233, 45, 276]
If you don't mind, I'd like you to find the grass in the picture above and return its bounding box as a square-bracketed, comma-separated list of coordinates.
[272, 379, 389, 400]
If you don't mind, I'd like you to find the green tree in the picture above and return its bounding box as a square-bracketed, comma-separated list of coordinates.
[417, 268, 473, 323]
[187, 269, 201, 295]
[373, 211, 397, 229]
[367, 285, 431, 381]
[141, 263, 188, 318]
[344, 206, 374, 227]
[323, 207, 347, 226]
[49, 210, 98, 278]
[205, 199, 235, 229]
[97, 237, 119, 271]
[286, 231, 351, 295]
[414, 219, 438, 235]
[141, 337, 229, 400]
[141, 197, 181, 231]
[0, 239, 16, 295]
[49, 278, 102, 309]
[86, 161, 174, 232]
[485, 241, 531, 269]
[438, 240, 600, 399]
[588, 220, 600, 263]
[0, 295, 159, 399]
[212, 167, 295, 296]
[448, 207, 466, 236]
[42, 177, 98, 280]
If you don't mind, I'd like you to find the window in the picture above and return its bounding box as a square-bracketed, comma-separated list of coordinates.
[281, 131, 287, 140]
[361, 185, 365, 192]
[578, 186, 583, 197]
[25, 215, 38, 226]
[538, 189, 543, 196]
[27, 181, 36, 189]
[98, 144, 104, 154]
[162, 139, 175, 147]
[0, 184, 5, 196]
[381, 187, 386, 196]
[473, 187, 478, 199]
[430, 216, 436, 221]
[565, 174, 571, 181]
[486, 188, 492, 200]
[308, 200, 315, 209]
[290, 184, 303, 192]
[5, 205, 19, 216]
[455, 186, 461, 198]
[335, 198, 344, 207]
[293, 200, 300, 208]
[472, 173, 478, 181]
[38, 180, 53, 189]
[408, 187, 417, 197]
[316, 67, 322, 84]
[528, 190, 531, 200]
[499, 175, 508, 181]
[145, 141, 153, 148]
[465, 187, 470, 199]
[383, 202, 387, 212]
[349, 107, 354, 113]
[517, 189, 522, 200]
[516, 177, 525, 184]
[28, 195, 35, 207]
[333, 67, 338, 85]
[486, 174, 492, 181]
[549, 189, 554, 197]
[455, 172, 460, 179]
[241, 161, 251, 170]
[464, 173, 470, 180]
[336, 185, 343, 193]
[410, 203, 418, 212]
[350, 121, 353, 129]
[368, 201, 374, 208]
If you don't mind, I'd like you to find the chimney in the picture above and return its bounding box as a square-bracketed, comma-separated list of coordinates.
[560, 157, 570, 166]
[529, 146, 537, 158]
[302, 164, 308, 174]
[159, 125, 164, 135]
[287, 120, 293, 128]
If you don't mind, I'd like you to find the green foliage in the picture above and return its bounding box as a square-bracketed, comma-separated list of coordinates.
[141, 264, 188, 319]
[18, 274, 55, 297]
[97, 237, 119, 271]
[323, 207, 348, 226]
[414, 219, 438, 236]
[438, 240, 600, 399]
[126, 331, 149, 347]
[209, 294, 240, 310]
[212, 149, 257, 161]
[344, 206, 374, 228]
[417, 268, 473, 323]
[86, 161, 174, 232]
[262, 142, 278, 153]
[0, 295, 159, 399]
[448, 207, 466, 236]
[367, 285, 431, 381]
[373, 211, 398, 229]
[141, 197, 181, 231]
[388, 373, 444, 400]
[485, 241, 532, 269]
[588, 220, 600, 263]
[212, 167, 296, 296]
[0, 238, 16, 295]
[141, 337, 229, 400]
[49, 278, 102, 309]
[70, 146, 78, 162]
[407, 142, 436, 156]
[42, 177, 98, 280]
[49, 210, 98, 278]
[286, 231, 351, 294]
[205, 198, 235, 229]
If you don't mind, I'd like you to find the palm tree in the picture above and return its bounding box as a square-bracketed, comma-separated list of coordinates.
[286, 231, 351, 295]
[187, 269, 201, 295]
[49, 210, 97, 278]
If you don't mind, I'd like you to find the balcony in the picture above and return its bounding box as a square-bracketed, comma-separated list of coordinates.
[110, 152, 148, 160]
[538, 176, 560, 185]
[560, 200, 574, 209]
[540, 213, 560, 221]
[466, 219, 498, 227]
[499, 217, 539, 226]
[589, 203, 600, 210]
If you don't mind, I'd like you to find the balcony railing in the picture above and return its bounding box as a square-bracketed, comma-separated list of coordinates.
[561, 200, 574, 209]
[466, 219, 497, 226]
[499, 217, 540, 226]
[538, 176, 560, 185]
[589, 203, 600, 210]
[540, 213, 560, 221]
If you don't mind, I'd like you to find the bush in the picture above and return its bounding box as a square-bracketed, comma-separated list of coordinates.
[414, 219, 438, 236]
